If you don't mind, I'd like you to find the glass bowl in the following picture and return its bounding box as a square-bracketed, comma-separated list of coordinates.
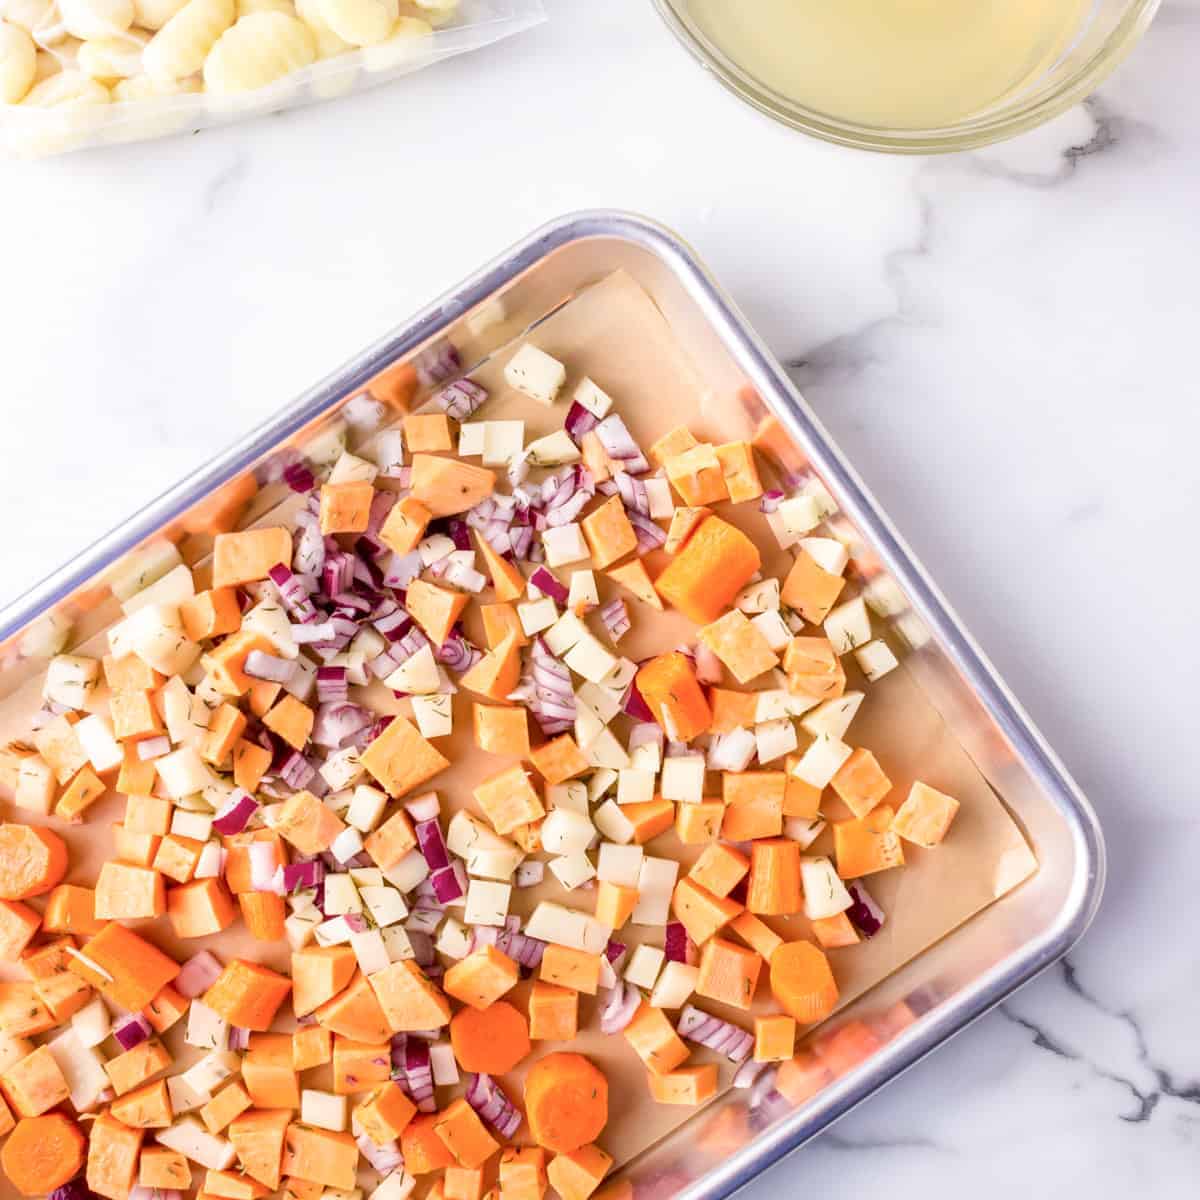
[652, 0, 1161, 153]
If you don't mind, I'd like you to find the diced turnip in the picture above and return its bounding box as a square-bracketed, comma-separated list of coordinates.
[779, 495, 822, 538]
[359, 885, 409, 928]
[573, 377, 613, 419]
[800, 856, 853, 920]
[109, 540, 183, 602]
[315, 916, 355, 946]
[171, 810, 213, 842]
[751, 610, 792, 653]
[71, 997, 110, 1049]
[458, 422, 486, 457]
[384, 644, 440, 695]
[616, 767, 655, 807]
[800, 692, 865, 740]
[650, 961, 699, 1009]
[546, 782, 588, 814]
[527, 430, 580, 467]
[46, 1027, 109, 1112]
[784, 817, 826, 850]
[753, 689, 790, 724]
[371, 1170, 418, 1200]
[799, 537, 849, 578]
[577, 680, 622, 724]
[863, 575, 907, 618]
[624, 944, 665, 990]
[660, 755, 705, 804]
[241, 600, 299, 658]
[505, 344, 566, 406]
[121, 563, 195, 616]
[466, 848, 524, 881]
[156, 746, 215, 800]
[592, 799, 635, 845]
[166, 1075, 210, 1115]
[735, 578, 781, 614]
[42, 654, 99, 710]
[517, 596, 558, 637]
[482, 420, 525, 468]
[411, 694, 453, 739]
[644, 477, 674, 520]
[156, 1117, 236, 1170]
[755, 718, 798, 764]
[587, 769, 618, 804]
[564, 633, 617, 684]
[321, 748, 365, 792]
[794, 733, 853, 788]
[185, 1002, 228, 1052]
[549, 852, 596, 891]
[543, 524, 589, 569]
[300, 1087, 349, 1132]
[542, 809, 595, 857]
[180, 1051, 240, 1097]
[285, 913, 319, 950]
[435, 916, 473, 960]
[543, 611, 588, 656]
[323, 874, 363, 916]
[632, 857, 679, 926]
[597, 843, 643, 888]
[582, 728, 629, 771]
[824, 597, 872, 655]
[855, 639, 899, 682]
[429, 1041, 459, 1086]
[382, 925, 416, 962]
[418, 535, 456, 567]
[524, 901, 609, 954]
[351, 929, 390, 976]
[328, 451, 377, 484]
[21, 611, 72, 660]
[567, 569, 599, 614]
[73, 714, 123, 774]
[464, 880, 511, 927]
[346, 785, 389, 833]
[302, 421, 346, 467]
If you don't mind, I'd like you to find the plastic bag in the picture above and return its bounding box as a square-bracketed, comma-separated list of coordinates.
[0, 0, 544, 157]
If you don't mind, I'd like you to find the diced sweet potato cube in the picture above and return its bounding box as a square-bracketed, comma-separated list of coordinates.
[204, 1167, 273, 1199]
[380, 495, 433, 557]
[110, 689, 164, 741]
[528, 981, 578, 1041]
[360, 715, 450, 798]
[780, 552, 845, 625]
[292, 1024, 332, 1072]
[0, 981, 55, 1036]
[229, 1107, 292, 1190]
[833, 806, 905, 878]
[153, 833, 205, 884]
[144, 983, 189, 1033]
[402, 1112, 457, 1174]
[444, 946, 520, 1010]
[1, 1044, 69, 1115]
[404, 413, 454, 453]
[103, 652, 165, 693]
[475, 536, 526, 605]
[830, 748, 892, 819]
[729, 911, 784, 965]
[654, 516, 760, 626]
[315, 971, 392, 1043]
[55, 765, 106, 822]
[708, 688, 759, 736]
[665, 444, 728, 507]
[607, 559, 662, 610]
[69, 923, 180, 1010]
[34, 969, 92, 1022]
[445, 1165, 487, 1200]
[714, 441, 763, 504]
[112, 824, 160, 867]
[242, 1033, 301, 1108]
[812, 1019, 883, 1077]
[538, 945, 601, 995]
[239, 892, 286, 941]
[293, 945, 358, 1017]
[213, 528, 292, 589]
[622, 798, 675, 845]
[473, 704, 531, 758]
[167, 878, 238, 938]
[86, 1113, 144, 1200]
[434, 1097, 500, 1169]
[530, 734, 589, 786]
[720, 774, 783, 842]
[204, 959, 292, 1032]
[204, 630, 278, 697]
[95, 861, 165, 920]
[500, 1146, 547, 1200]
[674, 800, 725, 845]
[201, 1081, 253, 1135]
[754, 1014, 796, 1063]
[368, 960, 452, 1033]
[363, 807, 418, 870]
[891, 782, 960, 848]
[116, 745, 156, 796]
[42, 883, 104, 937]
[479, 604, 527, 650]
[140, 1146, 192, 1191]
[594, 881, 638, 931]
[202, 703, 248, 767]
[775, 1048, 833, 1105]
[746, 839, 801, 917]
[331, 1036, 392, 1096]
[232, 739, 273, 794]
[274, 789, 345, 855]
[547, 1144, 613, 1200]
[696, 937, 762, 1011]
[459, 632, 522, 702]
[408, 579, 471, 648]
[473, 763, 545, 835]
[0, 901, 40, 961]
[110, 1077, 172, 1127]
[671, 877, 742, 947]
[623, 1002, 689, 1076]
[354, 1081, 416, 1144]
[262, 695, 314, 752]
[581, 496, 638, 570]
[320, 480, 374, 535]
[783, 636, 845, 701]
[410, 454, 496, 518]
[180, 588, 242, 641]
[281, 1125, 360, 1190]
[650, 426, 698, 467]
[104, 1039, 171, 1096]
[689, 843, 750, 898]
[810, 911, 859, 949]
[698, 610, 778, 684]
[646, 1065, 718, 1107]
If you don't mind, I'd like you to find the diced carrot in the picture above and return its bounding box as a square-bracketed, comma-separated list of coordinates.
[243, 1033, 301, 1108]
[812, 1019, 883, 1077]
[315, 971, 392, 1043]
[112, 823, 160, 867]
[473, 763, 545, 835]
[144, 984, 189, 1033]
[139, 1145, 192, 1191]
[363, 806, 417, 870]
[774, 1049, 832, 1105]
[319, 480, 375, 534]
[754, 1014, 796, 1063]
[232, 739, 273, 794]
[547, 1143, 613, 1200]
[746, 839, 801, 916]
[833, 805, 905, 878]
[292, 945, 358, 1017]
[713, 686, 775, 738]
[830, 748, 892, 819]
[622, 798, 675, 844]
[239, 892, 286, 941]
[204, 959, 292, 1032]
[607, 559, 663, 610]
[410, 454, 496, 518]
[646, 1065, 718, 1107]
[0, 1045, 69, 1115]
[473, 703, 531, 758]
[444, 946, 520, 1011]
[674, 800, 725, 845]
[475, 534, 526, 604]
[69, 923, 180, 1010]
[622, 1003, 689, 1077]
[689, 842, 750, 897]
[665, 444, 728, 507]
[55, 765, 106, 822]
[202, 703, 248, 767]
[530, 734, 589, 786]
[714, 441, 763, 504]
[2, 1113, 87, 1196]
[331, 1036, 391, 1095]
[110, 689, 165, 741]
[445, 1164, 487, 1200]
[695, 937, 762, 1011]
[0, 902, 40, 961]
[434, 1097, 500, 1169]
[355, 1081, 417, 1144]
[581, 496, 638, 569]
[367, 960, 452, 1033]
[292, 1024, 332, 1071]
[672, 877, 742, 946]
[524, 1052, 609, 1154]
[228, 1108, 291, 1190]
[528, 981, 578, 1042]
[360, 714, 450, 798]
[200, 1081, 253, 1135]
[281, 1124, 359, 1190]
[0, 982, 55, 1036]
[0, 823, 68, 900]
[273, 789, 345, 855]
[663, 505, 710, 556]
[203, 630, 278, 697]
[593, 880, 638, 931]
[780, 551, 845, 625]
[103, 1039, 171, 1096]
[499, 1146, 547, 1200]
[212, 527, 292, 589]
[636, 652, 711, 742]
[810, 911, 860, 949]
[480, 603, 528, 650]
[95, 861, 166, 920]
[153, 833, 205, 884]
[769, 940, 838, 1025]
[539, 945, 602, 995]
[42, 883, 104, 937]
[782, 636, 845, 701]
[262, 694, 314, 752]
[408, 579, 471, 648]
[180, 587, 242, 641]
[380, 495, 433, 557]
[654, 516, 761, 626]
[459, 631, 522, 702]
[403, 1112, 458, 1173]
[110, 1077, 172, 1127]
[167, 877, 238, 938]
[891, 782, 960, 848]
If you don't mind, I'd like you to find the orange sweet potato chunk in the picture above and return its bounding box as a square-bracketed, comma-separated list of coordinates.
[360, 716, 450, 798]
[473, 764, 545, 835]
[696, 936, 762, 1011]
[69, 923, 180, 1011]
[654, 516, 760, 625]
[891, 782, 960, 848]
[315, 971, 393, 1043]
[368, 960, 452, 1033]
[213, 527, 292, 589]
[410, 454, 496, 518]
[581, 496, 637, 570]
[833, 806, 906, 879]
[623, 1003, 689, 1076]
[443, 946, 520, 1011]
[204, 960, 292, 1032]
[408, 579, 471, 648]
[636, 652, 711, 743]
[380, 495, 433, 557]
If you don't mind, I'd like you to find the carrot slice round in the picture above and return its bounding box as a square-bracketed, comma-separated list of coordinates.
[0, 824, 68, 900]
[450, 1000, 531, 1075]
[524, 1051, 608, 1153]
[1, 1113, 86, 1195]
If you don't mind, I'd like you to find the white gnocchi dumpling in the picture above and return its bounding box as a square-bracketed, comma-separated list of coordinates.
[0, 18, 36, 101]
[293, 0, 347, 58]
[202, 10, 312, 91]
[110, 67, 195, 97]
[58, 0, 132, 41]
[313, 0, 393, 47]
[76, 28, 146, 77]
[132, 0, 187, 31]
[20, 64, 108, 102]
[0, 0, 55, 34]
[360, 12, 428, 68]
[236, 0, 294, 18]
[143, 0, 232, 79]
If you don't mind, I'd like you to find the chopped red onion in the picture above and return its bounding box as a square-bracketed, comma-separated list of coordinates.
[507, 453, 531, 488]
[599, 981, 642, 1034]
[312, 702, 373, 748]
[135, 735, 171, 761]
[415, 819, 450, 873]
[407, 930, 435, 967]
[249, 841, 284, 894]
[564, 400, 599, 444]
[51, 1180, 104, 1200]
[317, 665, 349, 704]
[432, 377, 486, 421]
[733, 1058, 771, 1090]
[283, 461, 316, 493]
[356, 1131, 404, 1174]
[530, 638, 576, 730]
[677, 1005, 753, 1062]
[693, 643, 722, 685]
[383, 550, 423, 589]
[279, 750, 316, 790]
[664, 922, 695, 965]
[846, 880, 885, 938]
[759, 490, 785, 514]
[268, 563, 318, 623]
[623, 677, 654, 722]
[228, 1026, 250, 1051]
[430, 863, 464, 904]
[628, 508, 667, 552]
[495, 926, 546, 969]
[279, 860, 324, 893]
[514, 861, 544, 888]
[113, 1013, 152, 1050]
[176, 950, 223, 998]
[436, 632, 482, 674]
[529, 567, 568, 605]
[615, 472, 649, 515]
[599, 598, 630, 643]
[294, 519, 326, 576]
[595, 414, 641, 461]
[401, 1036, 436, 1112]
[748, 1064, 782, 1112]
[212, 789, 258, 837]
[243, 651, 297, 686]
[465, 1072, 521, 1140]
[291, 620, 337, 645]
[604, 939, 627, 966]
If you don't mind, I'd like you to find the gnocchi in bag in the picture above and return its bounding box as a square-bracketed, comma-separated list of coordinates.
[0, 0, 543, 155]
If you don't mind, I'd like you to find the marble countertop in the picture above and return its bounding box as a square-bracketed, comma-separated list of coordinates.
[3, 0, 1199, 1194]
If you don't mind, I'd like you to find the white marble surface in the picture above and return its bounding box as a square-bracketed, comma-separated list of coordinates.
[3, 0, 1200, 1195]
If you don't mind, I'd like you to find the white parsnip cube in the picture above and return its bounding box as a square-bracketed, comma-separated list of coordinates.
[567, 570, 599, 613]
[779, 495, 822, 538]
[301, 1088, 347, 1132]
[360, 885, 409, 928]
[526, 430, 580, 467]
[458, 422, 486, 457]
[74, 714, 123, 774]
[624, 944, 665, 990]
[660, 755, 705, 803]
[616, 767, 655, 806]
[542, 524, 589, 568]
[482, 420, 525, 468]
[524, 901, 609, 954]
[411, 693, 453, 739]
[504, 344, 566, 406]
[644, 477, 674, 520]
[156, 746, 215, 800]
[549, 852, 596, 891]
[755, 718, 798, 764]
[824, 597, 872, 655]
[592, 798, 635, 844]
[751, 610, 793, 653]
[784, 816, 826, 850]
[800, 692, 865, 740]
[323, 874, 363, 916]
[518, 597, 559, 637]
[650, 961, 699, 1009]
[546, 782, 588, 814]
[43, 654, 100, 710]
[800, 856, 853, 920]
[855, 639, 899, 682]
[582, 728, 629, 771]
[632, 857, 678, 926]
[435, 916, 474, 960]
[156, 1116, 236, 1170]
[800, 537, 849, 577]
[573, 377, 613, 419]
[794, 734, 853, 788]
[346, 785, 389, 832]
[464, 879, 510, 926]
[563, 633, 617, 684]
[544, 610, 588, 656]
[351, 929, 390, 976]
[735, 578, 781, 614]
[597, 842, 643, 887]
[541, 809, 595, 857]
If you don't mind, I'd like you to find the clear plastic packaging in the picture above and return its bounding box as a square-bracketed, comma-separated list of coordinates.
[0, 0, 543, 157]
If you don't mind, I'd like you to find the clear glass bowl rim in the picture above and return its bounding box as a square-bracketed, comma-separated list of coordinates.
[651, 0, 1161, 153]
